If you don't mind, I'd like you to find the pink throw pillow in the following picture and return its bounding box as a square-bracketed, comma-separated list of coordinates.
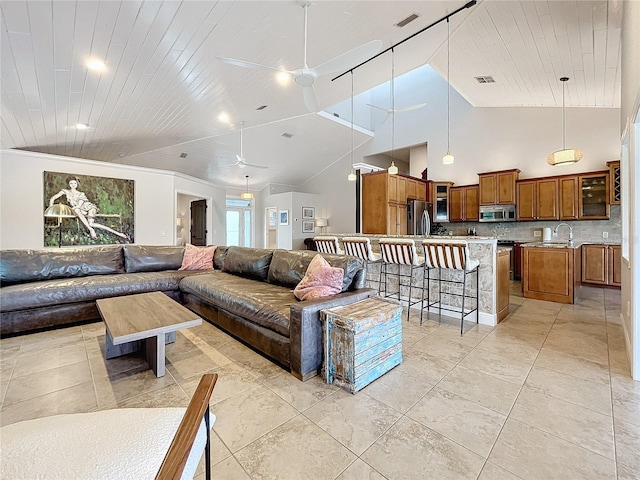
[179, 244, 216, 271]
[294, 254, 344, 301]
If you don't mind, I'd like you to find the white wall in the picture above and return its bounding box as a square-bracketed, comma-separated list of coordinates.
[0, 149, 225, 249]
[620, 0, 640, 380]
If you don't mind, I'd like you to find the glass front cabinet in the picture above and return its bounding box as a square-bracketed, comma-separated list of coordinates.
[578, 172, 610, 220]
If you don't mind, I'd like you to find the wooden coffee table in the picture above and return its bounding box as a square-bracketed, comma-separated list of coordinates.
[96, 292, 202, 377]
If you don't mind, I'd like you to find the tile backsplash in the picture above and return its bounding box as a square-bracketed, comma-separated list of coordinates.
[443, 205, 621, 244]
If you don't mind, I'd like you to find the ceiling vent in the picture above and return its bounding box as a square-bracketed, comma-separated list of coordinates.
[256, 105, 267, 110]
[474, 75, 495, 84]
[395, 13, 420, 28]
[179, 152, 188, 158]
[281, 132, 293, 138]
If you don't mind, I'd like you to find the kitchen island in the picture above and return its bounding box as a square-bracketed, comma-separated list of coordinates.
[521, 242, 582, 304]
[333, 234, 502, 326]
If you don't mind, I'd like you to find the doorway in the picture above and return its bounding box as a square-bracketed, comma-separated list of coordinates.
[226, 197, 252, 247]
[265, 207, 278, 249]
[190, 199, 207, 246]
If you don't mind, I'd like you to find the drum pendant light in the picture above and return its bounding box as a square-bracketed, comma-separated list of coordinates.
[547, 77, 582, 166]
[442, 17, 454, 165]
[241, 175, 253, 200]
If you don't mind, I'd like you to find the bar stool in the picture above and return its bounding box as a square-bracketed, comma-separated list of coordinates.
[341, 237, 382, 292]
[378, 238, 425, 321]
[421, 240, 479, 335]
[313, 236, 343, 254]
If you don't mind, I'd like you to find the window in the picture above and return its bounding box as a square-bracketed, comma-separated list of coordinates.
[226, 197, 252, 247]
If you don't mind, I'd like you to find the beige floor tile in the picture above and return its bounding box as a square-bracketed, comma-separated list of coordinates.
[166, 351, 225, 382]
[518, 298, 563, 313]
[485, 328, 547, 349]
[410, 335, 474, 363]
[477, 462, 523, 480]
[402, 326, 429, 349]
[304, 388, 402, 455]
[18, 328, 84, 354]
[3, 360, 92, 405]
[534, 348, 610, 385]
[93, 367, 176, 408]
[614, 419, 640, 479]
[0, 381, 97, 426]
[263, 372, 338, 412]
[611, 374, 640, 427]
[181, 363, 262, 406]
[361, 416, 485, 480]
[542, 329, 609, 364]
[335, 459, 387, 480]
[524, 366, 612, 416]
[213, 385, 298, 452]
[360, 364, 434, 414]
[407, 387, 506, 458]
[84, 337, 150, 377]
[208, 455, 251, 480]
[80, 321, 105, 339]
[510, 386, 615, 459]
[400, 347, 456, 385]
[234, 415, 356, 480]
[475, 334, 540, 364]
[459, 348, 533, 385]
[489, 419, 615, 480]
[495, 318, 552, 336]
[12, 343, 88, 378]
[429, 322, 490, 347]
[115, 383, 190, 408]
[437, 365, 521, 415]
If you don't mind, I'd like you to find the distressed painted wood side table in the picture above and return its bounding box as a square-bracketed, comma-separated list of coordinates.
[321, 297, 402, 393]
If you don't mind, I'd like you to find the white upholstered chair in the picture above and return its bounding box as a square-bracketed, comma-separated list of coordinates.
[313, 236, 343, 254]
[341, 237, 382, 292]
[422, 241, 479, 335]
[0, 374, 218, 480]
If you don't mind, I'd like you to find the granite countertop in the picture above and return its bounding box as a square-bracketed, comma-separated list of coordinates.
[333, 233, 496, 242]
[497, 246, 513, 253]
[522, 242, 582, 249]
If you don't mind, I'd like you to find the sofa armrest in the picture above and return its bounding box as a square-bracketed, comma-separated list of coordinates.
[288, 288, 376, 380]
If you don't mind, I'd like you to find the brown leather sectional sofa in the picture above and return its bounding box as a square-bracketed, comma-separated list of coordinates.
[0, 245, 374, 380]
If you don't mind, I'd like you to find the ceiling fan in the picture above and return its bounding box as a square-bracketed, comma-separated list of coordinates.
[218, 0, 382, 112]
[230, 122, 268, 169]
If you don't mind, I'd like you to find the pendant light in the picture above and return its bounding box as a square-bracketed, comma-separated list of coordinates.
[241, 175, 253, 200]
[348, 71, 357, 181]
[388, 48, 399, 175]
[547, 77, 582, 166]
[442, 17, 454, 165]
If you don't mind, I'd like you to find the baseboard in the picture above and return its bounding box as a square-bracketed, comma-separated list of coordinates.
[620, 311, 636, 379]
[408, 304, 497, 327]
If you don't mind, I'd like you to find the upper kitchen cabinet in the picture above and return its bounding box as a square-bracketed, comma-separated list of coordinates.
[516, 178, 559, 221]
[427, 181, 454, 223]
[449, 185, 479, 222]
[479, 169, 520, 205]
[607, 160, 620, 205]
[559, 176, 579, 220]
[579, 172, 610, 220]
[362, 171, 427, 235]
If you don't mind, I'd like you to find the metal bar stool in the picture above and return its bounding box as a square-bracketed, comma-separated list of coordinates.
[341, 237, 382, 292]
[421, 240, 480, 335]
[378, 238, 425, 321]
[313, 236, 343, 254]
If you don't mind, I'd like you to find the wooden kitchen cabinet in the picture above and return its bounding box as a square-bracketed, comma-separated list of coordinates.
[523, 246, 581, 304]
[559, 175, 579, 220]
[582, 243, 621, 287]
[497, 249, 510, 322]
[449, 185, 479, 222]
[427, 181, 454, 222]
[579, 172, 610, 219]
[516, 178, 559, 221]
[362, 171, 427, 235]
[479, 169, 520, 205]
[607, 160, 620, 205]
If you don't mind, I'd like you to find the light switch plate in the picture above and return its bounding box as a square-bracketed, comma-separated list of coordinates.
[534, 230, 541, 237]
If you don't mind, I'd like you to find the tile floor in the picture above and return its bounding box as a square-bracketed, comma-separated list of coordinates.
[1, 283, 639, 480]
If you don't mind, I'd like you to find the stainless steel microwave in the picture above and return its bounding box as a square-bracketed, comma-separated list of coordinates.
[479, 204, 516, 222]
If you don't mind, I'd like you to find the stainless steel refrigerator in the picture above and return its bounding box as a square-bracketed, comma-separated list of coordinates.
[406, 199, 432, 235]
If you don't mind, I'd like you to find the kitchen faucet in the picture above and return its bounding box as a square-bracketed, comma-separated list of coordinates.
[554, 223, 573, 245]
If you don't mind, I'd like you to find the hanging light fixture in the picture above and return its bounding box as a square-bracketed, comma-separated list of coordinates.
[442, 17, 454, 165]
[388, 48, 399, 175]
[241, 175, 254, 200]
[547, 77, 582, 166]
[348, 71, 357, 181]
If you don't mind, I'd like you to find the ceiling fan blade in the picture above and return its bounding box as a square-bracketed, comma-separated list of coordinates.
[394, 102, 427, 113]
[313, 40, 383, 77]
[241, 161, 269, 169]
[302, 85, 320, 112]
[366, 103, 392, 113]
[218, 57, 287, 74]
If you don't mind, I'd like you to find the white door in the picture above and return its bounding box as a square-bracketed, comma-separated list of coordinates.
[265, 207, 277, 249]
[226, 198, 252, 247]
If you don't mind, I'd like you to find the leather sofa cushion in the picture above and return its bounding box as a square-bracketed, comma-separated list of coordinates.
[180, 272, 292, 337]
[213, 247, 229, 270]
[267, 250, 364, 292]
[222, 247, 273, 282]
[0, 271, 208, 312]
[0, 246, 124, 286]
[123, 245, 185, 273]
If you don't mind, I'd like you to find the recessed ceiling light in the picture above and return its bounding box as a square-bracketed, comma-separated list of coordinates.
[217, 112, 230, 124]
[75, 123, 89, 130]
[276, 71, 291, 86]
[87, 59, 106, 71]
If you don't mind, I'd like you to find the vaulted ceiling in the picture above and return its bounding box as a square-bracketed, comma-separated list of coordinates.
[1, 1, 622, 191]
